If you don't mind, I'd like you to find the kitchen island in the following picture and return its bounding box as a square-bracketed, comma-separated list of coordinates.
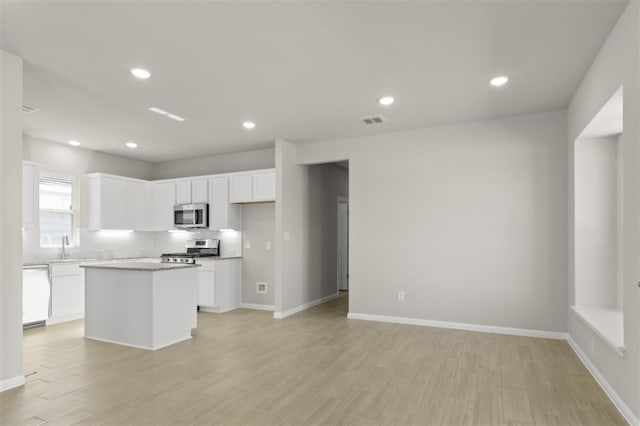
[81, 262, 201, 350]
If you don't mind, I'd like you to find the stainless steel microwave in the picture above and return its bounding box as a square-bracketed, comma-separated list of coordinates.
[174, 203, 209, 229]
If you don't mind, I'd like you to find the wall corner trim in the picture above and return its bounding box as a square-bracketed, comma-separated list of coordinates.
[0, 376, 25, 393]
[346, 313, 568, 340]
[567, 335, 639, 426]
[240, 303, 275, 311]
[273, 293, 339, 319]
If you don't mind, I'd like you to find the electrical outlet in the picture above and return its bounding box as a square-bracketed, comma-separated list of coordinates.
[244, 241, 251, 249]
[398, 291, 405, 302]
[257, 282, 267, 293]
[284, 231, 290, 241]
[266, 241, 272, 250]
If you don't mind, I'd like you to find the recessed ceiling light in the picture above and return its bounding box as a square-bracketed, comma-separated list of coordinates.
[130, 68, 151, 79]
[68, 140, 80, 146]
[125, 142, 138, 148]
[378, 96, 395, 106]
[243, 121, 256, 129]
[490, 76, 509, 87]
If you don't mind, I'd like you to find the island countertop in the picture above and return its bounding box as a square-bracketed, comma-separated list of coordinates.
[80, 262, 201, 271]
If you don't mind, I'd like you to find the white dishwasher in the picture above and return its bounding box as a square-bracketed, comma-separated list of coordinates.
[23, 265, 50, 327]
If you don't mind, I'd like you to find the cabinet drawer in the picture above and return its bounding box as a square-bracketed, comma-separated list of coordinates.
[50, 263, 84, 277]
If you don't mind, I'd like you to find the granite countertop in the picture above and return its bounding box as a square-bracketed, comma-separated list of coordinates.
[200, 256, 242, 260]
[24, 255, 242, 267]
[80, 262, 202, 271]
[23, 258, 98, 267]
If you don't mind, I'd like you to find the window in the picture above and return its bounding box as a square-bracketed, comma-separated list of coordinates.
[39, 174, 76, 247]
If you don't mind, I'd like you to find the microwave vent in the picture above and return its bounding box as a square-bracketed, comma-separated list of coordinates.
[359, 115, 386, 125]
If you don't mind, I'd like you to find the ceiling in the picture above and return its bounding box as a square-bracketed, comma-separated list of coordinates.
[0, 1, 628, 163]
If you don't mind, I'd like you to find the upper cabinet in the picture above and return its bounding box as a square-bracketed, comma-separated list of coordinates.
[88, 174, 149, 231]
[176, 179, 208, 204]
[22, 161, 39, 230]
[151, 181, 176, 231]
[87, 168, 273, 232]
[208, 177, 241, 230]
[229, 170, 275, 203]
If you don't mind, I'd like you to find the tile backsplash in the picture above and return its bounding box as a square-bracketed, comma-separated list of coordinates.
[22, 227, 242, 263]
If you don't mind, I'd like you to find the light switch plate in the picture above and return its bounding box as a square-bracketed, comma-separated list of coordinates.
[244, 241, 251, 249]
[284, 232, 290, 241]
[266, 241, 272, 250]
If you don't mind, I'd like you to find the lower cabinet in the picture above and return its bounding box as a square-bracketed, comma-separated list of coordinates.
[197, 259, 241, 313]
[48, 263, 84, 325]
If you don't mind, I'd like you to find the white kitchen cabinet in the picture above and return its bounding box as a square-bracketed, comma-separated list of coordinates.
[208, 177, 241, 230]
[192, 179, 208, 203]
[48, 263, 84, 325]
[197, 265, 216, 307]
[229, 174, 253, 203]
[88, 174, 123, 230]
[197, 259, 241, 313]
[176, 179, 208, 204]
[152, 181, 176, 231]
[88, 174, 149, 231]
[22, 161, 39, 230]
[176, 181, 191, 204]
[229, 170, 276, 203]
[253, 171, 276, 201]
[124, 180, 147, 230]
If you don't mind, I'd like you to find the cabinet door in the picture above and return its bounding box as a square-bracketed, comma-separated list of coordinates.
[209, 177, 229, 230]
[192, 179, 208, 203]
[100, 177, 124, 229]
[229, 175, 253, 203]
[153, 182, 176, 231]
[253, 171, 276, 201]
[197, 270, 216, 307]
[176, 181, 192, 204]
[214, 259, 241, 311]
[123, 180, 146, 230]
[22, 163, 38, 230]
[51, 274, 84, 318]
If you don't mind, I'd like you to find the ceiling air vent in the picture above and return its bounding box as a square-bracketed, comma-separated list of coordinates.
[360, 115, 386, 125]
[22, 105, 39, 113]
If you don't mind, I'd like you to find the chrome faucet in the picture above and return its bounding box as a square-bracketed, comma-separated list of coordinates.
[61, 235, 69, 260]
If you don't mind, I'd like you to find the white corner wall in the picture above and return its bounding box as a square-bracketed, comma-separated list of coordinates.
[567, 0, 640, 422]
[297, 109, 568, 333]
[0, 50, 25, 391]
[274, 141, 349, 316]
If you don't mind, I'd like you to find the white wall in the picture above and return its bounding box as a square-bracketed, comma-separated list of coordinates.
[0, 50, 24, 390]
[295, 109, 568, 332]
[241, 203, 275, 306]
[567, 0, 640, 421]
[574, 136, 620, 308]
[152, 148, 275, 180]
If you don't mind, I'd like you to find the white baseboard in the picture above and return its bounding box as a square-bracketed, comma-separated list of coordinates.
[567, 336, 639, 426]
[240, 303, 275, 311]
[84, 335, 192, 351]
[346, 312, 568, 340]
[46, 312, 84, 326]
[0, 375, 25, 393]
[274, 293, 339, 319]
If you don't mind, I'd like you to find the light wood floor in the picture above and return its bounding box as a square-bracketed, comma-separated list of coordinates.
[1, 293, 626, 425]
